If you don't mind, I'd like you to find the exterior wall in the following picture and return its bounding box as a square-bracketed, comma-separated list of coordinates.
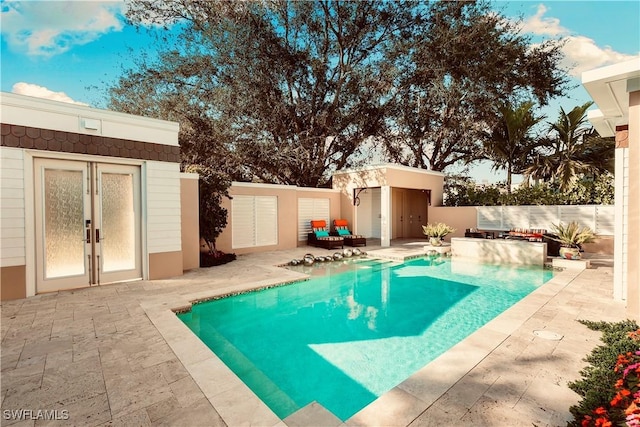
[428, 206, 478, 241]
[0, 146, 27, 300]
[180, 174, 200, 271]
[1, 92, 179, 147]
[614, 144, 629, 300]
[216, 183, 341, 255]
[0, 147, 25, 269]
[148, 251, 183, 280]
[383, 167, 445, 207]
[146, 161, 183, 279]
[332, 164, 445, 208]
[332, 164, 445, 244]
[1, 123, 180, 162]
[1, 265, 26, 300]
[583, 237, 615, 255]
[0, 93, 186, 298]
[627, 90, 640, 319]
[451, 238, 547, 266]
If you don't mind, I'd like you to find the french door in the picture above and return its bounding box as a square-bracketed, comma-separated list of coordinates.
[34, 159, 142, 293]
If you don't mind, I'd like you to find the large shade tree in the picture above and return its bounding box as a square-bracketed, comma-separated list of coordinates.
[381, 0, 567, 172]
[109, 0, 419, 187]
[108, 0, 568, 185]
[484, 100, 545, 191]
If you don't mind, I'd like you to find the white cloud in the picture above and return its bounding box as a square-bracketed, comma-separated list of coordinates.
[520, 3, 640, 77]
[520, 4, 568, 37]
[1, 1, 124, 58]
[562, 36, 639, 77]
[12, 82, 88, 105]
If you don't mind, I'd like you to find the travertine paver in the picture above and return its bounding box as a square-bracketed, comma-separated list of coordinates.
[284, 402, 343, 427]
[0, 243, 628, 426]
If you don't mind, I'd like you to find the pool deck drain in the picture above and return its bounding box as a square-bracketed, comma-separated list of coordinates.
[0, 242, 624, 427]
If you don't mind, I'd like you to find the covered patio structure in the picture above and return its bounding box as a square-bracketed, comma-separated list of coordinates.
[332, 164, 445, 247]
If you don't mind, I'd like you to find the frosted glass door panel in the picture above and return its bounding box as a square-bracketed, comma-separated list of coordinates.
[100, 172, 135, 272]
[95, 163, 141, 284]
[35, 158, 91, 293]
[44, 169, 86, 278]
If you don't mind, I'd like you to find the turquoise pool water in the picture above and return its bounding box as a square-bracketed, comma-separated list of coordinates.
[177, 256, 554, 421]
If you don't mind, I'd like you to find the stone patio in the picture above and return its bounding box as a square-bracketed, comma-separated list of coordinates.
[0, 241, 626, 426]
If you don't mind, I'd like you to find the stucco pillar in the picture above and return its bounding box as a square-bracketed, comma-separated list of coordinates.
[613, 134, 628, 301]
[381, 185, 391, 247]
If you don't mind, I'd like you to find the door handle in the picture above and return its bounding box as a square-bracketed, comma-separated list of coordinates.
[96, 229, 100, 243]
[85, 229, 91, 243]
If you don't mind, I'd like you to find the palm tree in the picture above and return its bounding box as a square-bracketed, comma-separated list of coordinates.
[526, 101, 612, 190]
[484, 100, 544, 191]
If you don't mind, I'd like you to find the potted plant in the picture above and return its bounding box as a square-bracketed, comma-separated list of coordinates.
[549, 221, 596, 260]
[422, 223, 456, 246]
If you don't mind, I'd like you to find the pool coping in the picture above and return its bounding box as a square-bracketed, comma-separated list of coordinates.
[140, 258, 583, 426]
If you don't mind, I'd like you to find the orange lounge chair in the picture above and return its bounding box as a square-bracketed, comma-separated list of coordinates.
[308, 220, 344, 249]
[332, 219, 366, 247]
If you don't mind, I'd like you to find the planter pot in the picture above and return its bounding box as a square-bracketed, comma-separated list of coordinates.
[429, 237, 443, 246]
[559, 247, 581, 260]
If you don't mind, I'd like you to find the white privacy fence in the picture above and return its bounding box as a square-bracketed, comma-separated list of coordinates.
[476, 205, 615, 236]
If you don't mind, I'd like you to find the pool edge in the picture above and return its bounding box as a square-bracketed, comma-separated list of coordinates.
[141, 263, 582, 427]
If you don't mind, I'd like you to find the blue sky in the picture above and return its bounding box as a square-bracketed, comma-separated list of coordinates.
[1, 1, 639, 181]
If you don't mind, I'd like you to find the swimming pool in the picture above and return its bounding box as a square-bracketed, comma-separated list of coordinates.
[177, 256, 554, 421]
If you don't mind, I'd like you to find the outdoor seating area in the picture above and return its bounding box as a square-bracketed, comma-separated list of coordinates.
[463, 228, 563, 256]
[331, 219, 367, 247]
[307, 220, 344, 249]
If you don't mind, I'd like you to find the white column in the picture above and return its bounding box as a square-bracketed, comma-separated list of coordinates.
[614, 147, 628, 301]
[381, 185, 391, 247]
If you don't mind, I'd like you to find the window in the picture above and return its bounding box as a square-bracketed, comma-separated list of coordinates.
[232, 195, 278, 248]
[297, 198, 330, 241]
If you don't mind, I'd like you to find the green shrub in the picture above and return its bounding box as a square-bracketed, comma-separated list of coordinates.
[568, 319, 640, 426]
[443, 173, 614, 206]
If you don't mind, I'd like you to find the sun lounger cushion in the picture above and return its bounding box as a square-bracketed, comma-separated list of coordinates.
[334, 225, 364, 239]
[336, 228, 350, 236]
[310, 220, 327, 229]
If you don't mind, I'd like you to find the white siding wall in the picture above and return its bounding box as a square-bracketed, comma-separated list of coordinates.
[146, 161, 182, 253]
[0, 147, 25, 267]
[298, 198, 330, 241]
[614, 148, 629, 301]
[476, 205, 615, 235]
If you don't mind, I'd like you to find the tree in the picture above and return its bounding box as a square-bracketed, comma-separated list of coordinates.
[184, 164, 231, 256]
[381, 0, 567, 172]
[484, 100, 545, 191]
[526, 102, 614, 189]
[110, 0, 419, 187]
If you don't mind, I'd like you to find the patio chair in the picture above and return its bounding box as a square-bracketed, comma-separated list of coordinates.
[332, 219, 366, 247]
[308, 220, 344, 249]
